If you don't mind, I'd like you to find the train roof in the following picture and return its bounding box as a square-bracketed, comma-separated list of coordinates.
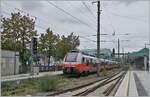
[69, 50, 118, 63]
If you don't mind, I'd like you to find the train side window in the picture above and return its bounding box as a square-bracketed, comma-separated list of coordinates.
[93, 62, 96, 67]
[90, 59, 92, 63]
[86, 58, 89, 64]
[82, 57, 85, 63]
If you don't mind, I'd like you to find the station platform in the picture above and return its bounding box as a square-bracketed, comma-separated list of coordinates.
[1, 71, 63, 82]
[115, 70, 150, 96]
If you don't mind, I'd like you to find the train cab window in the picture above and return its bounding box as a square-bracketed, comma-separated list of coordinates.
[65, 52, 78, 62]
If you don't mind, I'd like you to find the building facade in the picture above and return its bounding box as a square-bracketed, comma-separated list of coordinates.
[1, 50, 21, 76]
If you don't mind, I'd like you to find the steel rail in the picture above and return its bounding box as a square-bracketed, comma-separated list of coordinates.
[103, 72, 126, 96]
[48, 70, 125, 96]
[75, 72, 126, 96]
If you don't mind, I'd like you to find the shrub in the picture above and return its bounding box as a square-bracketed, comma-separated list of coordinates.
[39, 76, 59, 91]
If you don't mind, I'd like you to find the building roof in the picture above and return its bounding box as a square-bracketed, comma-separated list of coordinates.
[81, 48, 112, 59]
[129, 48, 149, 58]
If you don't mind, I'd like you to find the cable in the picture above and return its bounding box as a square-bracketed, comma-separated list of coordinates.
[2, 1, 113, 46]
[1, 3, 55, 34]
[71, 1, 108, 35]
[1, 11, 53, 33]
[104, 7, 147, 23]
[68, 1, 97, 26]
[2, 9, 98, 46]
[2, 2, 51, 28]
[2, 10, 99, 44]
[46, 0, 96, 31]
[79, 35, 96, 42]
[81, 1, 96, 19]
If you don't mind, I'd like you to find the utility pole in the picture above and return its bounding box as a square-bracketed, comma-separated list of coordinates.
[92, 0, 101, 76]
[97, 1, 101, 76]
[118, 38, 120, 61]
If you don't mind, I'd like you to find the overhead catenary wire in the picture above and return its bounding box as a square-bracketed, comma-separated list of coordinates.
[46, 0, 97, 32]
[2, 2, 51, 29]
[1, 1, 115, 48]
[81, 1, 96, 19]
[68, 1, 97, 26]
[1, 2, 62, 35]
[2, 1, 93, 32]
[1, 10, 52, 34]
[104, 6, 148, 23]
[79, 35, 96, 42]
[2, 1, 114, 45]
[2, 10, 99, 44]
[72, 1, 108, 35]
[46, 1, 101, 40]
[71, 1, 107, 35]
[2, 1, 107, 37]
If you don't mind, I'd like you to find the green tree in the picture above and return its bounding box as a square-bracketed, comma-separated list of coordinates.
[56, 32, 80, 59]
[1, 12, 37, 73]
[38, 28, 59, 67]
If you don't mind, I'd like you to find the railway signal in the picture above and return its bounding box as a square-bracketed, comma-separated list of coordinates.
[31, 37, 38, 55]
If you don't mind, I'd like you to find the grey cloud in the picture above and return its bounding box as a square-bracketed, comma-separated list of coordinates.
[112, 0, 141, 6]
[4, 0, 148, 52]
[20, 1, 44, 11]
[58, 17, 82, 25]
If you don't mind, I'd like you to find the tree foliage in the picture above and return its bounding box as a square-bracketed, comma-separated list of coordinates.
[1, 12, 80, 71]
[56, 32, 80, 59]
[38, 28, 59, 66]
[38, 31, 80, 60]
[1, 12, 37, 51]
[1, 12, 37, 72]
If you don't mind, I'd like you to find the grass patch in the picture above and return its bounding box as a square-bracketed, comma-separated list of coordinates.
[1, 68, 121, 96]
[38, 75, 69, 91]
[1, 75, 70, 96]
[101, 70, 108, 76]
[39, 76, 59, 91]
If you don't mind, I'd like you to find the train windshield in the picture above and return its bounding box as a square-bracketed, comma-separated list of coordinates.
[65, 52, 78, 62]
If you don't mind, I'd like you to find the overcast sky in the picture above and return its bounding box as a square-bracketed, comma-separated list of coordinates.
[1, 0, 149, 53]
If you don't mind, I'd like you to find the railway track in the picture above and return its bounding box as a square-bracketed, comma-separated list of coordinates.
[48, 71, 126, 96]
[102, 72, 125, 96]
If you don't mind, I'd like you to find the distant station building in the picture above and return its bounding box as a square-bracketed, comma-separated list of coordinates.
[1, 50, 21, 76]
[81, 48, 112, 60]
[129, 48, 149, 70]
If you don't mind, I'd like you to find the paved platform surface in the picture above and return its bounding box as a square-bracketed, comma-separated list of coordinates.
[115, 71, 130, 96]
[129, 71, 138, 96]
[133, 70, 150, 96]
[1, 71, 63, 82]
[115, 70, 150, 96]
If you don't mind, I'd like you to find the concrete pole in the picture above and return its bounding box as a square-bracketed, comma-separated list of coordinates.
[97, 1, 101, 77]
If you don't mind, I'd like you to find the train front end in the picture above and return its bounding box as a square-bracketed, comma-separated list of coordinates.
[62, 50, 82, 75]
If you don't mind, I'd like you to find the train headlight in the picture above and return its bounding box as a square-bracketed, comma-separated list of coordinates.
[72, 64, 76, 67]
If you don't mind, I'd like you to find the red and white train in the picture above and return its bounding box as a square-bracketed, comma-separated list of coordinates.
[62, 50, 119, 75]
